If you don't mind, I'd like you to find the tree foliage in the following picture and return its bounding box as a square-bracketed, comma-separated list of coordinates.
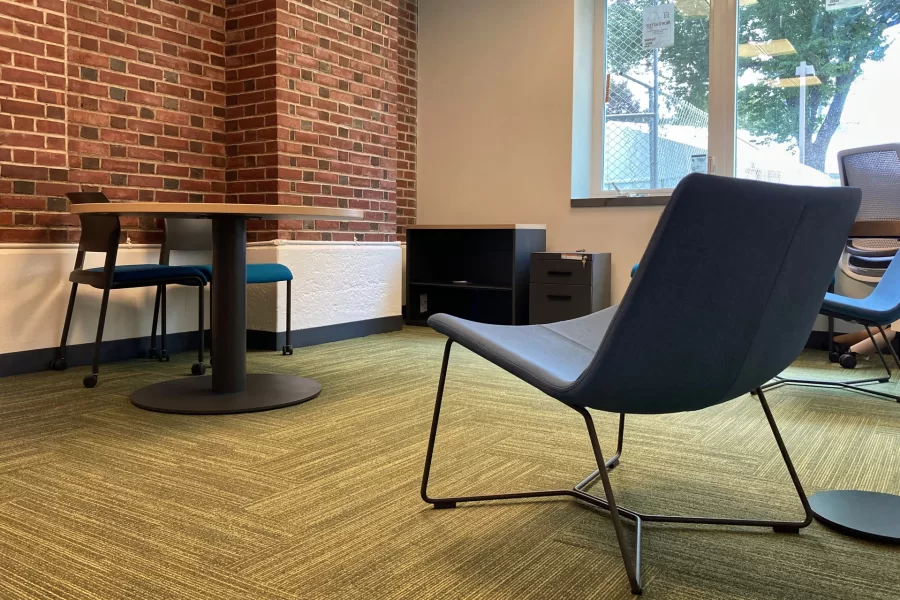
[608, 0, 899, 170]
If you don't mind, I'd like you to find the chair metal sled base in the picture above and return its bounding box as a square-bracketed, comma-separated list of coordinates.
[421, 340, 813, 596]
[761, 324, 900, 403]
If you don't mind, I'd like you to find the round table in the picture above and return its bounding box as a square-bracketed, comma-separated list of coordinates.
[70, 202, 363, 415]
[807, 219, 900, 544]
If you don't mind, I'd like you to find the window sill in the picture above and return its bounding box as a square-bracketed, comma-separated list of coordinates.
[571, 194, 670, 208]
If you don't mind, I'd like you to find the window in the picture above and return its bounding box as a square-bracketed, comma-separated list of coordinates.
[573, 0, 900, 197]
[735, 0, 900, 185]
[603, 0, 709, 192]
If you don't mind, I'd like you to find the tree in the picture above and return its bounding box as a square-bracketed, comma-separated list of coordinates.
[609, 0, 900, 171]
[607, 79, 644, 115]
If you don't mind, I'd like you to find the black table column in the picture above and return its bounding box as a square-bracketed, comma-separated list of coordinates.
[130, 212, 322, 415]
[212, 216, 247, 393]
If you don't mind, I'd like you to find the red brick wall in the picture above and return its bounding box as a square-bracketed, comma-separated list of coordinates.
[66, 0, 228, 243]
[0, 0, 69, 242]
[0, 0, 417, 243]
[224, 0, 279, 241]
[273, 0, 399, 243]
[396, 0, 415, 241]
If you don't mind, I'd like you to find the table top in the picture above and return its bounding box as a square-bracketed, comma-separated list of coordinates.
[70, 202, 364, 221]
[850, 221, 900, 238]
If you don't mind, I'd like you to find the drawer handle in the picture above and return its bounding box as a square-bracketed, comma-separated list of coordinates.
[547, 294, 572, 301]
[546, 270, 573, 277]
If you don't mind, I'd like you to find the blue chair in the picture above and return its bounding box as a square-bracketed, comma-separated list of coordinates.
[420, 174, 860, 594]
[798, 259, 900, 402]
[50, 192, 209, 388]
[152, 218, 295, 358]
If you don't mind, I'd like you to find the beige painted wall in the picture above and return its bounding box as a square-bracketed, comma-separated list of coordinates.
[417, 0, 664, 301]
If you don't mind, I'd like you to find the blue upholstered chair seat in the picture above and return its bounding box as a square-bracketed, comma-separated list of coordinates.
[821, 292, 900, 324]
[820, 256, 900, 324]
[192, 263, 293, 284]
[428, 306, 618, 395]
[86, 264, 208, 285]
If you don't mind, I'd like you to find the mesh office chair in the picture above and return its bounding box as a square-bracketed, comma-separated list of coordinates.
[822, 144, 900, 367]
[51, 193, 208, 388]
[838, 144, 900, 275]
[151, 218, 295, 362]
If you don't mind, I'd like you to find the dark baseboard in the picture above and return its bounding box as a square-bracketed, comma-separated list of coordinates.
[1, 331, 206, 378]
[246, 315, 403, 350]
[1, 315, 403, 378]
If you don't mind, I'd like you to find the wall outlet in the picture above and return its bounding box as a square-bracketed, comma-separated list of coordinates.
[419, 293, 428, 314]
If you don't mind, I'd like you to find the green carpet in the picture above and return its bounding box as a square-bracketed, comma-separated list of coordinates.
[0, 327, 898, 599]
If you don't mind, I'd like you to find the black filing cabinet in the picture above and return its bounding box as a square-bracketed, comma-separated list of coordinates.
[529, 252, 611, 324]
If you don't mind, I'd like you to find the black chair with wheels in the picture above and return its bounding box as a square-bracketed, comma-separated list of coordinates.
[420, 174, 860, 594]
[50, 192, 209, 388]
[151, 218, 295, 357]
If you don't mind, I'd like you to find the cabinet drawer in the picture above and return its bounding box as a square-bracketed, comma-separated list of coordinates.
[530, 258, 592, 286]
[529, 283, 592, 325]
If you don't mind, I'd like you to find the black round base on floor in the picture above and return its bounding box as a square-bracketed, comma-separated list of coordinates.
[131, 373, 321, 415]
[810, 490, 900, 543]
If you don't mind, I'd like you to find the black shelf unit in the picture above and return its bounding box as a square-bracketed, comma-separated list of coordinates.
[406, 225, 546, 326]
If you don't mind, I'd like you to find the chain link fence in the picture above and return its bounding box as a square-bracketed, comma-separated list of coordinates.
[603, 0, 709, 190]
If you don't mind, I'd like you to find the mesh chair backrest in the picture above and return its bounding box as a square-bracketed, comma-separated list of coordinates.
[164, 218, 213, 252]
[66, 192, 119, 253]
[567, 174, 860, 414]
[838, 144, 900, 222]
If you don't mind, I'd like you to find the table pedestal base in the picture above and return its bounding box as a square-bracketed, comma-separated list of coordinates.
[810, 490, 900, 543]
[131, 374, 321, 415]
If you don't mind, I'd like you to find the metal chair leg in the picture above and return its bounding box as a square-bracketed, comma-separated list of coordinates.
[864, 325, 891, 377]
[876, 324, 900, 373]
[50, 282, 79, 371]
[761, 322, 899, 402]
[208, 284, 213, 362]
[420, 340, 810, 595]
[191, 281, 207, 376]
[83, 281, 113, 388]
[571, 405, 642, 594]
[283, 280, 293, 355]
[159, 286, 169, 362]
[149, 285, 162, 358]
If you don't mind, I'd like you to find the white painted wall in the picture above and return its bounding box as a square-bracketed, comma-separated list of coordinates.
[418, 0, 663, 302]
[0, 242, 402, 355]
[247, 241, 403, 332]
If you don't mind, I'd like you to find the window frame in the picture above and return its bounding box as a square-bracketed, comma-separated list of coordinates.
[572, 0, 739, 201]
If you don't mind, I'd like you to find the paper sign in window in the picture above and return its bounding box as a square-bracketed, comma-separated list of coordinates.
[642, 4, 675, 50]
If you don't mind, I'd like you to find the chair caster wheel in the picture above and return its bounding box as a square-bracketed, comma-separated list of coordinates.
[282, 345, 293, 356]
[829, 351, 841, 364]
[839, 353, 857, 369]
[159, 350, 170, 362]
[149, 348, 158, 359]
[773, 525, 800, 534]
[191, 363, 207, 376]
[83, 374, 98, 389]
[433, 501, 457, 510]
[48, 358, 67, 371]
